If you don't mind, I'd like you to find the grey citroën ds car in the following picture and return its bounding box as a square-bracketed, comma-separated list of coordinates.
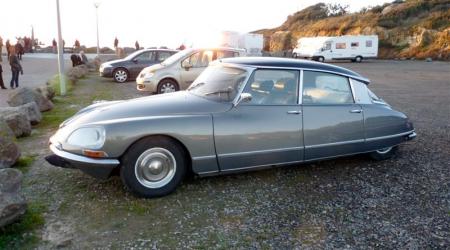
[46, 58, 416, 198]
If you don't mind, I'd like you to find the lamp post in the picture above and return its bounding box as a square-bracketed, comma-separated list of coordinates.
[56, 0, 66, 96]
[94, 2, 100, 57]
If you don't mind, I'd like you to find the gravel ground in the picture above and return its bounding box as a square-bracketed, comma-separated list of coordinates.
[12, 60, 450, 249]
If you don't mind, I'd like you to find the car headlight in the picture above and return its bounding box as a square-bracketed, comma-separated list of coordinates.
[66, 126, 106, 149]
[144, 72, 154, 78]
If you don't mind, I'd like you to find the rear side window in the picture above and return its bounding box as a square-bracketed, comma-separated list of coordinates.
[302, 71, 354, 104]
[351, 42, 359, 47]
[336, 43, 346, 49]
[158, 51, 174, 62]
[216, 50, 237, 60]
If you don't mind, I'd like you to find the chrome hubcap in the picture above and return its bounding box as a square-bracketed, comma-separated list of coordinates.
[376, 147, 392, 154]
[114, 70, 128, 82]
[135, 148, 176, 188]
[160, 82, 176, 93]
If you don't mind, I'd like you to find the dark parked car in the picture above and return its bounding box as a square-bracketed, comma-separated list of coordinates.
[47, 57, 416, 198]
[99, 49, 177, 83]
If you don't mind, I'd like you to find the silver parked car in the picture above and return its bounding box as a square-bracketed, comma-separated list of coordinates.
[46, 58, 416, 198]
[136, 47, 245, 94]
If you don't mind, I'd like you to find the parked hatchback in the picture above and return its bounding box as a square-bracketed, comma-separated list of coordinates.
[136, 47, 245, 94]
[46, 57, 415, 198]
[99, 49, 177, 83]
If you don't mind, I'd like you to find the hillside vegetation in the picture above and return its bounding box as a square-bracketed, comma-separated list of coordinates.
[256, 0, 450, 59]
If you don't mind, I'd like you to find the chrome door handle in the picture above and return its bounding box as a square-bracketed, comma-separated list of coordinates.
[349, 109, 362, 113]
[287, 110, 302, 114]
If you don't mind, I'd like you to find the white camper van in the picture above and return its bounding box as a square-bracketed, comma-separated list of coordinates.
[219, 31, 264, 56]
[293, 35, 378, 62]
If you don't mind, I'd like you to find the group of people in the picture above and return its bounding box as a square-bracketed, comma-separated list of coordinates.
[0, 36, 32, 62]
[70, 51, 88, 67]
[0, 37, 24, 90]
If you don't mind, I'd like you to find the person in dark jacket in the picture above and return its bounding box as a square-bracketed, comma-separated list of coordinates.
[6, 39, 11, 58]
[70, 53, 81, 67]
[0, 64, 6, 89]
[135, 41, 140, 51]
[9, 46, 23, 89]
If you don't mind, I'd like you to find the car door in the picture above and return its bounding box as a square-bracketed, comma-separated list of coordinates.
[213, 69, 304, 171]
[180, 50, 213, 88]
[130, 51, 156, 77]
[301, 70, 365, 160]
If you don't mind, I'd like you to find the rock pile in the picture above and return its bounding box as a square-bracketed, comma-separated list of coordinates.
[0, 168, 27, 228]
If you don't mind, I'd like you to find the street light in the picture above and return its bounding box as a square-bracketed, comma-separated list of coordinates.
[94, 2, 100, 57]
[55, 0, 66, 96]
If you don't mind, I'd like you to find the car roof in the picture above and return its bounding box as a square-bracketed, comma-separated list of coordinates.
[142, 48, 177, 52]
[219, 57, 369, 83]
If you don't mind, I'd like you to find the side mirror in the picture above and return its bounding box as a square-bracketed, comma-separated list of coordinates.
[234, 93, 252, 107]
[181, 61, 192, 70]
[132, 59, 138, 63]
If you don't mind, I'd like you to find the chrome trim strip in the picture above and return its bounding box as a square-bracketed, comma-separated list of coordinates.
[220, 159, 304, 172]
[196, 170, 220, 176]
[365, 130, 415, 142]
[218, 146, 303, 158]
[349, 78, 357, 103]
[221, 63, 370, 84]
[49, 144, 120, 165]
[192, 155, 217, 161]
[305, 139, 364, 149]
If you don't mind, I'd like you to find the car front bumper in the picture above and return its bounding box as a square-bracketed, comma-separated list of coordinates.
[136, 77, 157, 92]
[45, 144, 120, 179]
[99, 67, 113, 77]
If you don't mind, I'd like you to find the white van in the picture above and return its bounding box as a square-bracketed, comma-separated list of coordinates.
[293, 35, 378, 62]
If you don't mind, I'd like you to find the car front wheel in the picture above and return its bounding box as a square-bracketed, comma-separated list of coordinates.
[113, 68, 129, 83]
[369, 146, 398, 160]
[157, 79, 179, 94]
[120, 137, 187, 198]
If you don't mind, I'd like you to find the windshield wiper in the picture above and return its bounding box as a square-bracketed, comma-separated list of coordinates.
[204, 87, 233, 96]
[188, 82, 206, 91]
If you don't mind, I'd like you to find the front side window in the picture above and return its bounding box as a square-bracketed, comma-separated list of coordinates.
[336, 43, 346, 49]
[302, 71, 354, 104]
[188, 65, 248, 102]
[243, 69, 299, 105]
[324, 42, 332, 50]
[134, 51, 156, 61]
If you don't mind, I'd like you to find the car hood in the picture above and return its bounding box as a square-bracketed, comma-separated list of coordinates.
[104, 59, 126, 66]
[62, 91, 231, 127]
[142, 63, 165, 73]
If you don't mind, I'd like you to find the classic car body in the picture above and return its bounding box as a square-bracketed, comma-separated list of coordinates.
[46, 57, 415, 197]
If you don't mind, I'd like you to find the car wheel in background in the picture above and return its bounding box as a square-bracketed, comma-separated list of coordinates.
[113, 68, 129, 83]
[369, 146, 398, 160]
[317, 56, 325, 62]
[355, 56, 363, 63]
[120, 136, 187, 198]
[157, 79, 179, 94]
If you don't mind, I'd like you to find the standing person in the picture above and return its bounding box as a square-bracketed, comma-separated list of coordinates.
[9, 47, 23, 89]
[114, 37, 118, 49]
[0, 64, 6, 89]
[15, 42, 23, 60]
[135, 41, 140, 51]
[6, 39, 11, 58]
[52, 39, 57, 53]
[79, 51, 88, 65]
[0, 36, 3, 62]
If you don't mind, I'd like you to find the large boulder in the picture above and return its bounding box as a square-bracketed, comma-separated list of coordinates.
[67, 65, 88, 81]
[7, 87, 54, 112]
[0, 168, 27, 228]
[3, 112, 31, 137]
[0, 102, 42, 125]
[0, 119, 20, 169]
[36, 85, 56, 101]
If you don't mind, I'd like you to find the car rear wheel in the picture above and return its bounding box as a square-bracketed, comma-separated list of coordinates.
[369, 146, 398, 160]
[113, 68, 129, 83]
[120, 137, 187, 198]
[157, 79, 179, 94]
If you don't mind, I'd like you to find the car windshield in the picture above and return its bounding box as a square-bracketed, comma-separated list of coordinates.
[161, 49, 193, 66]
[188, 65, 248, 102]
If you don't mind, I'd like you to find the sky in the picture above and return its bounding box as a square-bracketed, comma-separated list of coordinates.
[0, 0, 391, 49]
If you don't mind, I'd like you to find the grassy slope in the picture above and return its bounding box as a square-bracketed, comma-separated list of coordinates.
[256, 0, 450, 59]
